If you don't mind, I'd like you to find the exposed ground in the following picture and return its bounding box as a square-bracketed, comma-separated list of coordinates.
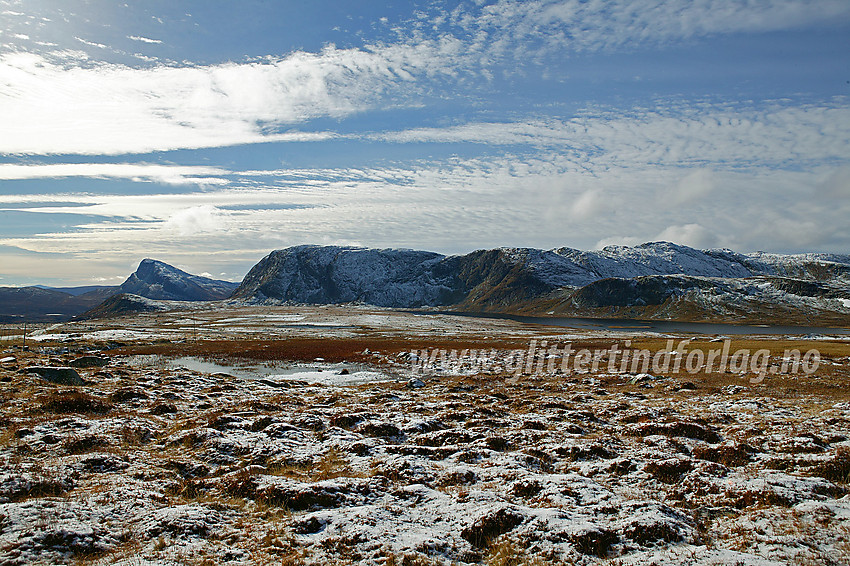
[1, 306, 849, 565]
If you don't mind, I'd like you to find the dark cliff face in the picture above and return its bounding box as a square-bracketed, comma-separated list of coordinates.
[118, 259, 238, 301]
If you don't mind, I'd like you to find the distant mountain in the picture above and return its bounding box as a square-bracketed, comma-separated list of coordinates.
[33, 284, 118, 297]
[117, 259, 238, 301]
[0, 286, 118, 322]
[1, 259, 239, 321]
[232, 243, 850, 326]
[6, 246, 849, 325]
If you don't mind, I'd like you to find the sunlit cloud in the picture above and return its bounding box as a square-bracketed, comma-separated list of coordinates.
[163, 205, 230, 236]
[0, 42, 459, 155]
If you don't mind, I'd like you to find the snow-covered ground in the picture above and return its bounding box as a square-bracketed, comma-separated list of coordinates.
[1, 307, 849, 565]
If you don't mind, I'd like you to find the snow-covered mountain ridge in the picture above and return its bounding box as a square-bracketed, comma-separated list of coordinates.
[231, 243, 850, 325]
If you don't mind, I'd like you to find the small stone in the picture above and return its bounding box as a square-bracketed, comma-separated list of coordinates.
[407, 378, 425, 388]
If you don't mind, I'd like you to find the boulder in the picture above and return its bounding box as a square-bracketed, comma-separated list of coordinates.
[69, 356, 109, 368]
[26, 366, 84, 385]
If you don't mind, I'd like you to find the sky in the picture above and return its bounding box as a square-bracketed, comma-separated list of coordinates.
[0, 0, 849, 286]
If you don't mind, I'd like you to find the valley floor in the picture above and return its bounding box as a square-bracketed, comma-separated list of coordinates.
[1, 306, 849, 565]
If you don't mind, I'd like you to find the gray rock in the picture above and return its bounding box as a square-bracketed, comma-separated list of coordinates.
[69, 356, 109, 368]
[26, 366, 84, 385]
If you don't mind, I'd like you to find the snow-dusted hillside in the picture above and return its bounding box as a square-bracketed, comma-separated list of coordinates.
[555, 242, 757, 282]
[77, 293, 171, 320]
[231, 246, 458, 307]
[118, 259, 239, 302]
[551, 273, 850, 324]
[231, 243, 850, 324]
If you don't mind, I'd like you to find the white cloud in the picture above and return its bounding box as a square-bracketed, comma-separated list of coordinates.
[163, 205, 229, 236]
[667, 169, 715, 205]
[374, 119, 576, 146]
[74, 37, 107, 49]
[127, 35, 162, 44]
[1, 1, 846, 159]
[654, 223, 719, 249]
[460, 0, 850, 54]
[817, 167, 850, 200]
[0, 44, 458, 155]
[2, 156, 847, 275]
[0, 163, 230, 185]
[570, 189, 605, 219]
[376, 101, 850, 171]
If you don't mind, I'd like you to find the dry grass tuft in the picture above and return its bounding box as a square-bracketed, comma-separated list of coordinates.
[485, 538, 553, 565]
[37, 390, 112, 415]
[809, 446, 850, 484]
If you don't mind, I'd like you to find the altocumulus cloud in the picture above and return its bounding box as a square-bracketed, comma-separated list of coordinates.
[375, 101, 850, 171]
[5, 0, 847, 157]
[458, 0, 850, 54]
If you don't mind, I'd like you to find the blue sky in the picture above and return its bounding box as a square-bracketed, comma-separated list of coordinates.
[1, 0, 849, 286]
